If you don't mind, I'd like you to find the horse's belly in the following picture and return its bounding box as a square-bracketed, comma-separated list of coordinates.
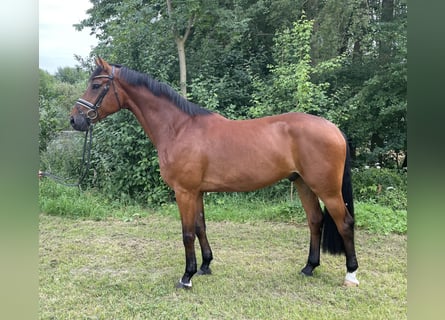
[200, 159, 293, 192]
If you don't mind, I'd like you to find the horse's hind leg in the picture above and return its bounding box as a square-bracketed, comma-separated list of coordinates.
[323, 196, 359, 286]
[295, 178, 324, 276]
[195, 192, 213, 275]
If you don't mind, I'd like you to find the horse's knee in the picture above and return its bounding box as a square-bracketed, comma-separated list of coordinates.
[344, 211, 355, 229]
[337, 212, 355, 240]
[182, 231, 195, 245]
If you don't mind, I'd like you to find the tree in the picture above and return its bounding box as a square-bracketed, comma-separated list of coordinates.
[249, 15, 344, 122]
[76, 0, 216, 96]
[54, 67, 88, 85]
[321, 0, 406, 167]
[166, 0, 197, 96]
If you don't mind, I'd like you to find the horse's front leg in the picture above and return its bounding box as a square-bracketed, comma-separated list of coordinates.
[175, 189, 199, 289]
[294, 179, 324, 276]
[195, 192, 213, 275]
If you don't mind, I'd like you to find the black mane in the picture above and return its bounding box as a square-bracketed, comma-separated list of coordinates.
[93, 65, 212, 116]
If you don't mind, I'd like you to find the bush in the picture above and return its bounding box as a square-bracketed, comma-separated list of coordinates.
[352, 167, 407, 211]
[87, 111, 172, 206]
[40, 131, 87, 181]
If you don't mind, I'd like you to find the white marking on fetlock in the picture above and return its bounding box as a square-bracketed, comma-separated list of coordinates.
[344, 271, 359, 286]
[179, 278, 192, 288]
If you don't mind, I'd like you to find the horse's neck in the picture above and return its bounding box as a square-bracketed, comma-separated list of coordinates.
[125, 86, 188, 149]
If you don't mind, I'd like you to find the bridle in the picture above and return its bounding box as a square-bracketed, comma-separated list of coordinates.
[75, 65, 122, 120]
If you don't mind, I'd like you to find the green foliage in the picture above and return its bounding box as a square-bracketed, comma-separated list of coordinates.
[346, 68, 407, 160]
[249, 15, 344, 122]
[355, 202, 407, 235]
[272, 16, 319, 113]
[325, 0, 407, 160]
[188, 74, 220, 110]
[88, 111, 171, 206]
[55, 67, 89, 84]
[40, 131, 86, 179]
[39, 96, 59, 153]
[39, 68, 88, 152]
[197, 191, 306, 223]
[352, 167, 407, 211]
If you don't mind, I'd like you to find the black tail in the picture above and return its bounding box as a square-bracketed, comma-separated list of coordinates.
[322, 134, 355, 255]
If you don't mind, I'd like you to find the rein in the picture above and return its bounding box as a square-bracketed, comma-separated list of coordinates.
[39, 124, 94, 187]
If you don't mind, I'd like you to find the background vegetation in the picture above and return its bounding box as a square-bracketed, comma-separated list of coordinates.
[39, 0, 407, 208]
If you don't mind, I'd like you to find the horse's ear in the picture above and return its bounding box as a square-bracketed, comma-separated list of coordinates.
[95, 57, 109, 69]
[95, 57, 104, 67]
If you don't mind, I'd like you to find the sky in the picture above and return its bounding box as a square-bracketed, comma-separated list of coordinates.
[39, 0, 97, 74]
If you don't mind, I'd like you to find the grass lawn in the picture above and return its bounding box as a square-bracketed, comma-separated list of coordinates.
[39, 212, 406, 319]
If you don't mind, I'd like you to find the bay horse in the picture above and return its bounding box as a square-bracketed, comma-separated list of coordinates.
[70, 57, 359, 289]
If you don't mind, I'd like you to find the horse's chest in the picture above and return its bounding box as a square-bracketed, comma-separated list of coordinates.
[157, 147, 204, 189]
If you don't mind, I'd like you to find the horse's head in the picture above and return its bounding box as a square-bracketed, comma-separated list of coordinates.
[70, 57, 123, 131]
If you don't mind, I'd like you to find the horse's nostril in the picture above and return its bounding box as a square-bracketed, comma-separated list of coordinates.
[70, 116, 75, 126]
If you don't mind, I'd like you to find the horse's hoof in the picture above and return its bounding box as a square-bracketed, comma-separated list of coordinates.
[343, 271, 359, 287]
[343, 279, 359, 287]
[197, 268, 212, 276]
[175, 279, 192, 290]
[300, 270, 313, 277]
[300, 266, 314, 277]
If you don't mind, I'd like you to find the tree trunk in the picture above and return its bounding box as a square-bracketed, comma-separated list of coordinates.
[166, 0, 195, 97]
[379, 0, 394, 65]
[381, 0, 394, 21]
[176, 38, 187, 97]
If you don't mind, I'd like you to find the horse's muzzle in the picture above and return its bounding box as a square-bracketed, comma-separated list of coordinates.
[70, 114, 90, 132]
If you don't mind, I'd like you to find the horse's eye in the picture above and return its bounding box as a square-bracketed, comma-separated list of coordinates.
[92, 83, 101, 90]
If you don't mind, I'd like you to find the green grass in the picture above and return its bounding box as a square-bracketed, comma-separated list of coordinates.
[39, 214, 407, 319]
[39, 180, 407, 319]
[39, 180, 145, 221]
[355, 202, 407, 234]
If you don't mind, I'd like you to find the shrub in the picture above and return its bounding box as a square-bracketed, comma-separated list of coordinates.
[352, 167, 407, 211]
[40, 131, 86, 180]
[87, 111, 172, 206]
